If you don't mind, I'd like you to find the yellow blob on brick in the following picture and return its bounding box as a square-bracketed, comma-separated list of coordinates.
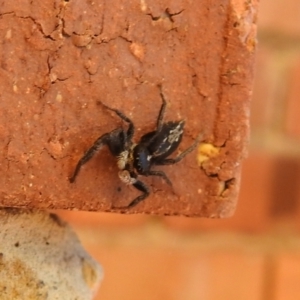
[197, 143, 220, 165]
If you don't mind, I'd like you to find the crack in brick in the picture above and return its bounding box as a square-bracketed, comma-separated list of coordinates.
[4, 139, 12, 171]
[147, 8, 184, 23]
[221, 178, 235, 197]
[1, 12, 57, 41]
[17, 15, 56, 41]
[0, 11, 14, 18]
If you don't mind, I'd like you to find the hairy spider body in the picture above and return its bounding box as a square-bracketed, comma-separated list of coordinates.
[70, 89, 201, 209]
[132, 121, 184, 174]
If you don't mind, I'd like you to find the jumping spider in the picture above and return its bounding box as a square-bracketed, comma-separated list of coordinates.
[70, 88, 201, 209]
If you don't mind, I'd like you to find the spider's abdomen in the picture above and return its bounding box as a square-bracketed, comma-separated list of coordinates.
[133, 144, 152, 174]
[148, 121, 185, 161]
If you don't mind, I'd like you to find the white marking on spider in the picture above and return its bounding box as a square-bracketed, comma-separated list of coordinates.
[168, 122, 184, 144]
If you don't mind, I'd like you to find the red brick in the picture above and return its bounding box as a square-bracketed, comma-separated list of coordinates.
[164, 151, 276, 232]
[258, 0, 300, 37]
[268, 157, 300, 218]
[82, 239, 265, 300]
[0, 0, 254, 218]
[285, 58, 300, 138]
[94, 248, 200, 300]
[274, 253, 300, 300]
[76, 230, 265, 300]
[208, 252, 265, 300]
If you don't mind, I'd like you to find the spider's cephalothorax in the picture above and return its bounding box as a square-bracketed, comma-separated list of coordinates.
[70, 88, 201, 209]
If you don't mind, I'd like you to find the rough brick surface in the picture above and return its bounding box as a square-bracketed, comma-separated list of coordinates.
[0, 0, 257, 217]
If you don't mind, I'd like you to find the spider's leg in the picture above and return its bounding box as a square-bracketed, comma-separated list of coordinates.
[156, 86, 167, 131]
[127, 180, 150, 208]
[143, 86, 167, 146]
[100, 102, 135, 141]
[145, 170, 173, 186]
[69, 133, 110, 183]
[113, 179, 150, 209]
[155, 133, 202, 166]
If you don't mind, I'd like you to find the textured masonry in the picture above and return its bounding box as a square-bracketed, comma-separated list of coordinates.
[0, 0, 258, 217]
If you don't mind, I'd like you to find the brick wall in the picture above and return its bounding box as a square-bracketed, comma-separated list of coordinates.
[58, 1, 300, 299]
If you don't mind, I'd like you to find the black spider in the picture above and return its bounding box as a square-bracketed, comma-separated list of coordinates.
[70, 88, 201, 209]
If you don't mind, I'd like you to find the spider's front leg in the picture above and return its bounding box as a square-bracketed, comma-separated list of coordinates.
[69, 133, 110, 183]
[99, 101, 135, 142]
[70, 127, 128, 183]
